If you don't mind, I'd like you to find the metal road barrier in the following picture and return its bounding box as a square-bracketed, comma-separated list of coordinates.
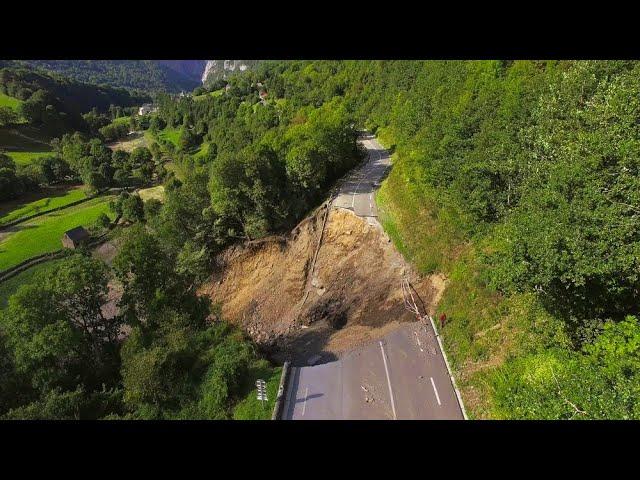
[271, 361, 291, 420]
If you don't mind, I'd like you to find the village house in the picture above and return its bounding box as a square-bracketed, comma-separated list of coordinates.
[61, 226, 90, 249]
[138, 103, 158, 116]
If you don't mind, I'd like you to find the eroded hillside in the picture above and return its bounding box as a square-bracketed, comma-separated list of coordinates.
[201, 204, 446, 364]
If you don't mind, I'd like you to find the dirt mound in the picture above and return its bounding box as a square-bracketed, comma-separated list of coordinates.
[201, 206, 446, 364]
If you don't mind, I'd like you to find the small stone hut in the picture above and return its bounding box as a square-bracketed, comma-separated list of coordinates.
[62, 226, 90, 249]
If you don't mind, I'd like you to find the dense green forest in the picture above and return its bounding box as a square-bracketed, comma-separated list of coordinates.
[172, 59, 640, 418]
[0, 61, 360, 419]
[263, 59, 640, 419]
[0, 67, 150, 201]
[0, 67, 147, 125]
[2, 60, 640, 419]
[8, 60, 204, 93]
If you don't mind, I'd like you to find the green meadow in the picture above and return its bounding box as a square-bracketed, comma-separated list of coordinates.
[0, 258, 67, 308]
[6, 150, 54, 166]
[0, 92, 22, 110]
[157, 126, 181, 146]
[0, 187, 87, 226]
[112, 115, 131, 125]
[0, 195, 114, 271]
[193, 89, 224, 101]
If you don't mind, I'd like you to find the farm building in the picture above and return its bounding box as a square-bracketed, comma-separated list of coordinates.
[61, 226, 90, 249]
[138, 103, 158, 115]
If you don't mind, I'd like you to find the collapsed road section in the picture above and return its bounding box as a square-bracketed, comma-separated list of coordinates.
[203, 133, 465, 419]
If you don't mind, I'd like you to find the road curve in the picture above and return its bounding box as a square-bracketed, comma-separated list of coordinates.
[332, 134, 391, 218]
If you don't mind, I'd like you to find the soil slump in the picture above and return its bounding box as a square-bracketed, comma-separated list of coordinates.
[201, 206, 446, 365]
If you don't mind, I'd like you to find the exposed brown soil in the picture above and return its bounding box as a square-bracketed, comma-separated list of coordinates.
[201, 206, 446, 365]
[107, 131, 148, 152]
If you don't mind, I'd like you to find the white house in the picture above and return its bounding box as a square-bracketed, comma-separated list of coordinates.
[138, 103, 158, 116]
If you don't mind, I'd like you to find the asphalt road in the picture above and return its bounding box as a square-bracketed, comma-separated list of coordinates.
[282, 134, 464, 420]
[332, 134, 391, 218]
[283, 321, 464, 420]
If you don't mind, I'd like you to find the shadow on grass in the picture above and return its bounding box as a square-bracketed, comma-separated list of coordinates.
[0, 186, 83, 221]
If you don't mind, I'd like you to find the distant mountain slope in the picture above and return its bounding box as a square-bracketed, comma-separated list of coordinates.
[0, 66, 149, 138]
[12, 61, 207, 93]
[157, 60, 207, 83]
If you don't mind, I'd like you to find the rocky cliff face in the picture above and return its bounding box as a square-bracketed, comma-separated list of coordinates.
[201, 60, 260, 84]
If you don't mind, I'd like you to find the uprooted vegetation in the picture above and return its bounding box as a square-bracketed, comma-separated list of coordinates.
[202, 206, 446, 365]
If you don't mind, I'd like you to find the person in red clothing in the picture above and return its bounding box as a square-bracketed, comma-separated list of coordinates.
[439, 313, 447, 329]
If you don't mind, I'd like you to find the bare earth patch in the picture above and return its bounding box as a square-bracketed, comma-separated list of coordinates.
[107, 131, 148, 152]
[201, 207, 446, 364]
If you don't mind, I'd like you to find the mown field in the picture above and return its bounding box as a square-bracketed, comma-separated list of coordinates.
[232, 363, 281, 420]
[0, 195, 114, 271]
[108, 131, 148, 152]
[0, 187, 87, 226]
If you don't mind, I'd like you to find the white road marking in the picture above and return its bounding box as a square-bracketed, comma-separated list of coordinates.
[351, 141, 382, 211]
[379, 341, 397, 420]
[414, 331, 424, 352]
[430, 377, 441, 406]
[302, 387, 309, 416]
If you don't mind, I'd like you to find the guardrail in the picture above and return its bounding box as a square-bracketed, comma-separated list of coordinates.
[271, 361, 291, 420]
[427, 314, 469, 420]
[401, 277, 468, 419]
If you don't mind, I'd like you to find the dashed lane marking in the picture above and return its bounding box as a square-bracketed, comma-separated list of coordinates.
[302, 387, 309, 416]
[430, 377, 441, 406]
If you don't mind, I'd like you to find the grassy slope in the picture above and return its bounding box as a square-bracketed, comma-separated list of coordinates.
[112, 116, 131, 126]
[157, 126, 181, 147]
[0, 187, 87, 225]
[109, 131, 149, 153]
[193, 89, 224, 101]
[6, 151, 53, 166]
[194, 142, 209, 159]
[232, 362, 282, 420]
[375, 139, 564, 419]
[138, 186, 165, 202]
[0, 196, 114, 271]
[0, 258, 66, 309]
[0, 92, 22, 110]
[0, 125, 51, 146]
